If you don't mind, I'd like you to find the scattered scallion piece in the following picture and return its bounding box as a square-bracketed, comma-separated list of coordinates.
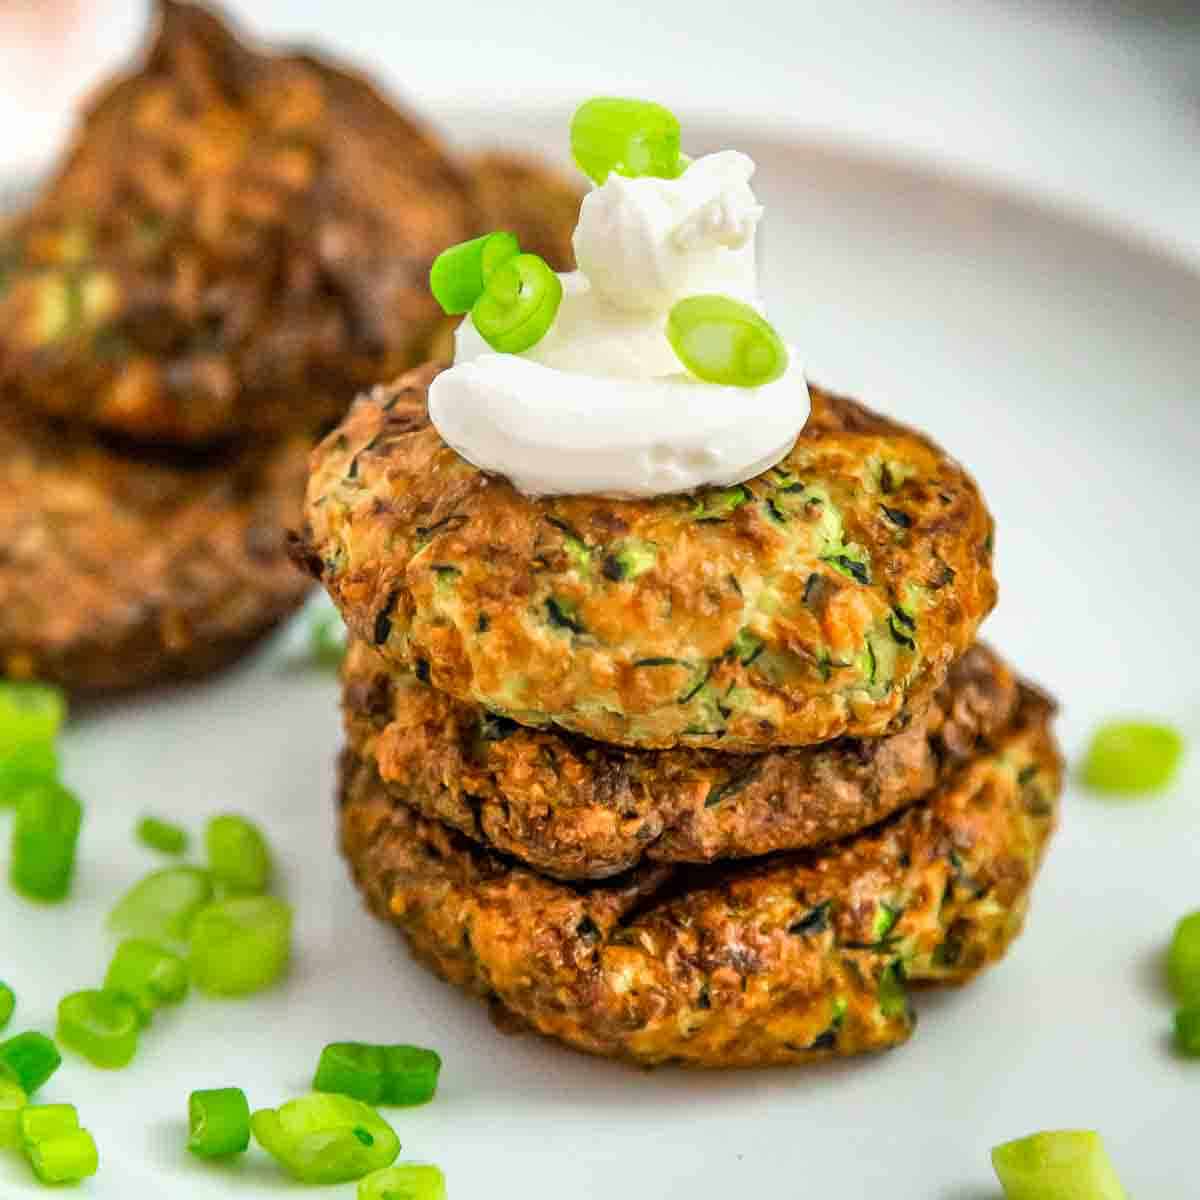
[0, 983, 13, 1032]
[1081, 720, 1184, 795]
[205, 815, 272, 895]
[19, 1103, 78, 1148]
[188, 1087, 251, 1158]
[570, 97, 684, 184]
[309, 610, 349, 669]
[666, 294, 788, 387]
[108, 866, 213, 944]
[314, 1043, 442, 1107]
[10, 781, 82, 903]
[1175, 1005, 1200, 1057]
[251, 1094, 400, 1184]
[57, 991, 139, 1070]
[0, 1078, 26, 1149]
[471, 253, 563, 354]
[429, 231, 520, 316]
[991, 1131, 1126, 1200]
[359, 1163, 447, 1200]
[0, 743, 58, 807]
[189, 896, 292, 996]
[0, 682, 66, 761]
[26, 1128, 99, 1185]
[136, 816, 188, 856]
[104, 940, 189, 1024]
[0, 1032, 61, 1096]
[1167, 910, 1200, 1006]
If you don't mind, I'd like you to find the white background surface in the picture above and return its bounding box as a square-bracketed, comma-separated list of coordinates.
[0, 108, 1198, 1197]
[1, 0, 1198, 267]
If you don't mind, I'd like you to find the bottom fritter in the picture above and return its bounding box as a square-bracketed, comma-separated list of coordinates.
[339, 683, 1061, 1068]
[0, 406, 311, 692]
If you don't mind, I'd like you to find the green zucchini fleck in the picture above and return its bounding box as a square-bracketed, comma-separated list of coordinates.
[877, 961, 910, 1020]
[822, 551, 871, 586]
[547, 517, 592, 573]
[888, 609, 916, 650]
[633, 657, 682, 668]
[730, 629, 764, 666]
[545, 597, 585, 634]
[478, 713, 518, 742]
[678, 662, 714, 704]
[690, 485, 751, 522]
[601, 539, 657, 581]
[873, 902, 901, 941]
[765, 497, 788, 525]
[432, 564, 461, 594]
[373, 589, 400, 645]
[880, 504, 912, 528]
[704, 764, 760, 808]
[788, 901, 831, 937]
[475, 613, 490, 633]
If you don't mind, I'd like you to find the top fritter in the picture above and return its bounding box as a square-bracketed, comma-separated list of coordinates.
[297, 365, 997, 751]
[0, 0, 478, 444]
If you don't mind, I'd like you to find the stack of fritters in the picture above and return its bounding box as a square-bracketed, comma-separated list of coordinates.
[0, 1, 580, 692]
[297, 366, 1062, 1069]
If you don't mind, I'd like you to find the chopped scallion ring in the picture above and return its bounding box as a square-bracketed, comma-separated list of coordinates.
[359, 1163, 447, 1200]
[430, 231, 521, 315]
[205, 814, 272, 895]
[57, 991, 140, 1070]
[0, 743, 59, 807]
[251, 1094, 400, 1184]
[471, 253, 563, 354]
[1081, 719, 1184, 795]
[1175, 1005, 1200, 1057]
[0, 983, 13, 1032]
[108, 865, 213, 944]
[0, 1032, 61, 1096]
[19, 1103, 79, 1148]
[27, 1128, 99, 1184]
[188, 1087, 251, 1158]
[570, 97, 684, 184]
[10, 781, 82, 903]
[136, 816, 188, 856]
[1168, 910, 1200, 1006]
[314, 1042, 442, 1107]
[991, 1130, 1127, 1200]
[667, 295, 789, 387]
[104, 939, 189, 1024]
[189, 895, 292, 996]
[0, 1078, 26, 1149]
[0, 682, 66, 760]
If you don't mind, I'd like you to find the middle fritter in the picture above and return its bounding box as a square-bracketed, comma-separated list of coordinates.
[300, 369, 997, 752]
[343, 641, 1017, 880]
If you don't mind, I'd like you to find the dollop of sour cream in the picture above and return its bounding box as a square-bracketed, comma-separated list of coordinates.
[428, 149, 810, 499]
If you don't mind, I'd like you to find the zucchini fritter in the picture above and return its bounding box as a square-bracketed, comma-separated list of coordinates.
[343, 641, 1018, 879]
[300, 367, 997, 750]
[0, 0, 477, 444]
[339, 682, 1060, 1068]
[0, 406, 310, 692]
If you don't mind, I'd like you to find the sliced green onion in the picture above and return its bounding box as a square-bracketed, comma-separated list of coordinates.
[0, 1032, 61, 1096]
[104, 939, 189, 1024]
[314, 1043, 441, 1107]
[429, 231, 520, 316]
[188, 895, 292, 996]
[136, 816, 188, 856]
[667, 294, 789, 387]
[0, 983, 13, 1032]
[10, 781, 82, 903]
[27, 1128, 99, 1184]
[309, 610, 348, 669]
[251, 1094, 400, 1184]
[188, 1087, 251, 1158]
[0, 742, 58, 807]
[1168, 910, 1200, 1006]
[570, 97, 684, 184]
[19, 1103, 78, 1147]
[0, 1077, 26, 1149]
[205, 814, 272, 895]
[108, 865, 213, 944]
[0, 682, 66, 760]
[1081, 720, 1184, 795]
[57, 990, 139, 1069]
[359, 1163, 447, 1200]
[471, 253, 563, 354]
[992, 1131, 1126, 1200]
[1175, 1005, 1200, 1057]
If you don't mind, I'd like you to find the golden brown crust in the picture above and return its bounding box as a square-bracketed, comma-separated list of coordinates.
[343, 641, 1019, 879]
[0, 405, 310, 692]
[339, 683, 1060, 1068]
[0, 0, 477, 444]
[301, 368, 997, 750]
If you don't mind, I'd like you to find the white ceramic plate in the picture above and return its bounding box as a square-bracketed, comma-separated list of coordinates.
[2, 112, 1198, 1200]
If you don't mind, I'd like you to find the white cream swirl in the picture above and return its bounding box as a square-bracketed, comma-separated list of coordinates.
[428, 149, 809, 499]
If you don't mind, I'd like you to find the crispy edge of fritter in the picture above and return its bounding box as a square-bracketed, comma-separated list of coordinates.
[338, 682, 1060, 1068]
[342, 641, 1019, 880]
